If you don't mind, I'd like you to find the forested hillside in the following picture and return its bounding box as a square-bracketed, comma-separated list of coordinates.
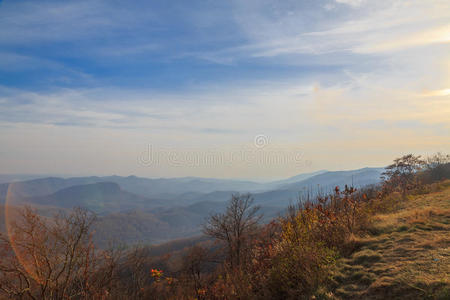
[0, 153, 448, 299]
[0, 168, 382, 245]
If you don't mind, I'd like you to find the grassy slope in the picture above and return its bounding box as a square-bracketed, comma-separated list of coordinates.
[331, 181, 450, 299]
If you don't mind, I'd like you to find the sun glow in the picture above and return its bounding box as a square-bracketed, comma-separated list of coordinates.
[422, 89, 450, 97]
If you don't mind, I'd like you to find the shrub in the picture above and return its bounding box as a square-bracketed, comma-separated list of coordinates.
[265, 208, 337, 299]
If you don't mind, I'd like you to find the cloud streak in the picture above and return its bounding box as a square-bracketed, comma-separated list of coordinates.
[0, 0, 449, 177]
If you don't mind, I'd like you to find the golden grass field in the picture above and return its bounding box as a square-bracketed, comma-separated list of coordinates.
[331, 181, 450, 299]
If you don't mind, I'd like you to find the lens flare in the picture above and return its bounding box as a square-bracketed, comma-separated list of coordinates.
[5, 182, 44, 284]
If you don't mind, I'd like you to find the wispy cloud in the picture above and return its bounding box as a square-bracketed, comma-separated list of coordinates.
[335, 0, 365, 7]
[0, 0, 449, 177]
[197, 0, 450, 59]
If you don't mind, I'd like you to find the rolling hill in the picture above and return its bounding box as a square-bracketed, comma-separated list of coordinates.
[280, 167, 384, 191]
[0, 175, 268, 203]
[331, 181, 450, 299]
[17, 182, 166, 215]
[0, 167, 385, 246]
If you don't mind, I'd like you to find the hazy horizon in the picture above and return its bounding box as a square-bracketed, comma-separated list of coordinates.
[0, 165, 383, 182]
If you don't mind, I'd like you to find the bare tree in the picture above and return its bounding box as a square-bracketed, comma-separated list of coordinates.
[203, 194, 261, 269]
[117, 244, 152, 299]
[0, 206, 121, 299]
[381, 154, 425, 195]
[424, 152, 450, 182]
[181, 246, 210, 299]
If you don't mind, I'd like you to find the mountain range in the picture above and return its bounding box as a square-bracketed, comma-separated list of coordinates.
[0, 167, 384, 245]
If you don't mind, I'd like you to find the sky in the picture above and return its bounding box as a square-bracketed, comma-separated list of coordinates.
[0, 0, 449, 180]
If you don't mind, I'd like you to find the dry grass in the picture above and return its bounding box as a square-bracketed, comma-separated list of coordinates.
[330, 181, 450, 299]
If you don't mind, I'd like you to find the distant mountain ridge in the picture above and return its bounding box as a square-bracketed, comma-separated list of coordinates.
[156, 167, 385, 207]
[252, 167, 384, 206]
[281, 167, 384, 191]
[0, 167, 385, 245]
[0, 175, 269, 203]
[17, 182, 168, 215]
[1, 167, 383, 205]
[269, 170, 328, 187]
[0, 169, 333, 201]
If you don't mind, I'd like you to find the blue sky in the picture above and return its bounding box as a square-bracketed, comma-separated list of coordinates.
[0, 0, 449, 179]
[0, 0, 352, 91]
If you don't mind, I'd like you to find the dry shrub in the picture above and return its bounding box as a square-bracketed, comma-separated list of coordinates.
[299, 185, 372, 250]
[241, 185, 374, 298]
[264, 209, 337, 299]
[369, 191, 403, 213]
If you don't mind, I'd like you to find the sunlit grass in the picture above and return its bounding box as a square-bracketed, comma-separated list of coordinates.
[332, 181, 450, 299]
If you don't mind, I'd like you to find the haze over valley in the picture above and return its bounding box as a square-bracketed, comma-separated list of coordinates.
[1, 167, 383, 245]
